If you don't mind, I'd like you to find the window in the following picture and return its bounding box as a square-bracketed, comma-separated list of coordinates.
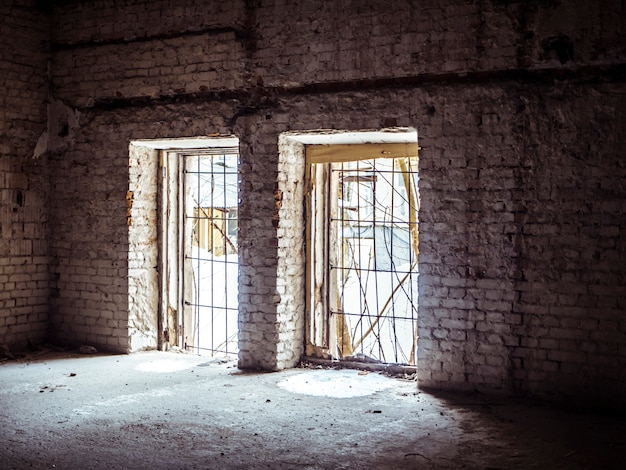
[304, 137, 419, 366]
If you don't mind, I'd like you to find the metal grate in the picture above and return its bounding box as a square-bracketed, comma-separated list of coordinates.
[328, 156, 419, 365]
[183, 151, 239, 356]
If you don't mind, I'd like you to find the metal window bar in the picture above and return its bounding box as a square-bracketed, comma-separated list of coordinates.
[328, 156, 419, 365]
[183, 149, 239, 356]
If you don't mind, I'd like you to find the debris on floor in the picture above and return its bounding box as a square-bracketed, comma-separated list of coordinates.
[0, 351, 624, 469]
[0, 342, 102, 364]
[0, 343, 15, 361]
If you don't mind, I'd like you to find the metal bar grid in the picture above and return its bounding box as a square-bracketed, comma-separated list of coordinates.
[330, 265, 415, 275]
[329, 309, 418, 322]
[329, 156, 419, 365]
[183, 151, 239, 356]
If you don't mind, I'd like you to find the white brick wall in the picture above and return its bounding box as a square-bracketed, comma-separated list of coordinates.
[1, 0, 624, 408]
[0, 1, 50, 350]
[127, 144, 159, 351]
[48, 133, 132, 352]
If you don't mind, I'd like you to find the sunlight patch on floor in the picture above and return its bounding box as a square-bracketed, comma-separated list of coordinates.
[135, 359, 194, 373]
[277, 369, 395, 398]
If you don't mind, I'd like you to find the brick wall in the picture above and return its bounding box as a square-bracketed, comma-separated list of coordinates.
[49, 0, 626, 99]
[275, 136, 306, 368]
[237, 132, 307, 370]
[50, 0, 246, 108]
[25, 0, 626, 407]
[47, 116, 135, 351]
[127, 144, 158, 351]
[416, 80, 626, 406]
[508, 83, 626, 404]
[47, 104, 237, 352]
[0, 1, 50, 350]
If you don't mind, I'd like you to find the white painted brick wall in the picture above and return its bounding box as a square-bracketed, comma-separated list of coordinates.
[0, 1, 49, 350]
[1, 0, 624, 408]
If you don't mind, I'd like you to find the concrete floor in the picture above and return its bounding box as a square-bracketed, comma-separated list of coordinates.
[0, 351, 623, 469]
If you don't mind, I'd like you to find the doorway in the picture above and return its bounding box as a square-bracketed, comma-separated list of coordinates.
[130, 137, 241, 357]
[303, 135, 419, 366]
[182, 149, 239, 355]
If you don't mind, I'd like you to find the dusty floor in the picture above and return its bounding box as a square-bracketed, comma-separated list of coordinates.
[0, 351, 623, 469]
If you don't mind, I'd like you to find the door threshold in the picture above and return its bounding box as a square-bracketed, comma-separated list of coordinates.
[302, 356, 417, 378]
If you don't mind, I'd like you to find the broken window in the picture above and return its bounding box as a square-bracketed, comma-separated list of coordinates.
[306, 143, 419, 366]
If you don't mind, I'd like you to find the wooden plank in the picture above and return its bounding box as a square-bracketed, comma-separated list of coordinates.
[306, 142, 418, 164]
